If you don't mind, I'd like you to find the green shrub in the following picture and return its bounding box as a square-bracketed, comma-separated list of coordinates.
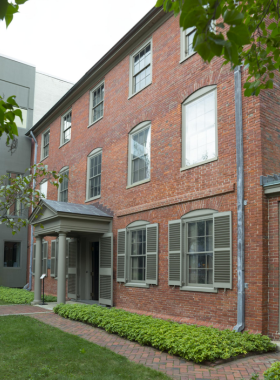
[0, 286, 57, 304]
[53, 303, 276, 364]
[263, 361, 280, 379]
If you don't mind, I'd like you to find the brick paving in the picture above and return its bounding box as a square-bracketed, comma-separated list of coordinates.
[1, 304, 279, 380]
[0, 304, 51, 316]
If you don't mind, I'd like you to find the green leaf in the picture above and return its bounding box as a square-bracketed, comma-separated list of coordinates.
[15, 0, 28, 4]
[5, 13, 13, 27]
[224, 40, 239, 66]
[224, 10, 244, 25]
[0, 0, 8, 19]
[6, 96, 19, 107]
[227, 24, 251, 46]
[155, 0, 164, 6]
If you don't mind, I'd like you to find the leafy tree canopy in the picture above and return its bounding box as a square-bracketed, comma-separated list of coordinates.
[0, 0, 28, 27]
[156, 0, 280, 96]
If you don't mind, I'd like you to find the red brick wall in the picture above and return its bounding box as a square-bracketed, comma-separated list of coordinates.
[27, 15, 273, 335]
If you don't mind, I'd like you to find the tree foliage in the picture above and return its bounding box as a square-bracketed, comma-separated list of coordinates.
[156, 0, 280, 96]
[0, 163, 67, 234]
[0, 0, 28, 27]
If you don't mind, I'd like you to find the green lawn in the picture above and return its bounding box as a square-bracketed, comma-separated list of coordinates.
[0, 316, 170, 380]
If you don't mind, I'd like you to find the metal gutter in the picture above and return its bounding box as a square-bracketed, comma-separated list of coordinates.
[233, 65, 245, 332]
[25, 6, 165, 138]
[28, 130, 38, 291]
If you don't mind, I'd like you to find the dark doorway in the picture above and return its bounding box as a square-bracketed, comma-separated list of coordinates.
[91, 242, 99, 301]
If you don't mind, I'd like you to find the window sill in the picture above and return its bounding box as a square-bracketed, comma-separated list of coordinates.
[40, 155, 49, 163]
[87, 116, 103, 128]
[125, 282, 150, 289]
[179, 51, 197, 64]
[126, 178, 150, 189]
[59, 140, 70, 149]
[85, 195, 101, 203]
[180, 157, 218, 172]
[128, 82, 152, 100]
[180, 286, 217, 293]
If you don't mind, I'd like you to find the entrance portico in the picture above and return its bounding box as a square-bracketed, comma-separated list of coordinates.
[29, 199, 113, 305]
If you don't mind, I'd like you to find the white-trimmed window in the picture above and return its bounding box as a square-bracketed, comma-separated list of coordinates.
[58, 167, 69, 203]
[180, 27, 196, 61]
[41, 129, 50, 160]
[86, 148, 102, 201]
[117, 221, 158, 287]
[40, 180, 48, 199]
[129, 39, 152, 97]
[182, 85, 217, 170]
[89, 82, 104, 125]
[168, 209, 232, 292]
[127, 121, 151, 187]
[61, 110, 72, 145]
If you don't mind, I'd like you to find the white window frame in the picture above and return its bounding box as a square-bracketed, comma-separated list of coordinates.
[60, 109, 72, 147]
[58, 166, 69, 202]
[88, 81, 105, 127]
[181, 209, 218, 292]
[86, 148, 102, 202]
[40, 180, 48, 199]
[180, 27, 197, 62]
[128, 38, 153, 98]
[181, 85, 218, 171]
[125, 221, 150, 288]
[127, 121, 151, 189]
[41, 128, 50, 161]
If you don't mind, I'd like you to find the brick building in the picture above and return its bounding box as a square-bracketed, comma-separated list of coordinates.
[26, 7, 280, 338]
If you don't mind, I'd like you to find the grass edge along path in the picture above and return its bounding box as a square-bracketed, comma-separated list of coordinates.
[0, 315, 170, 380]
[54, 303, 277, 364]
[0, 286, 56, 304]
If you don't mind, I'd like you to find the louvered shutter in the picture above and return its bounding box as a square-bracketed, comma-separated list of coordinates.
[42, 241, 48, 276]
[68, 238, 77, 299]
[99, 233, 113, 306]
[55, 239, 59, 277]
[146, 223, 158, 285]
[117, 229, 126, 282]
[168, 220, 182, 286]
[213, 211, 232, 289]
[32, 244, 36, 275]
[66, 239, 69, 279]
[51, 240, 56, 277]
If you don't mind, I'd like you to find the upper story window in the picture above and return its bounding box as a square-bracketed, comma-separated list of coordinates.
[41, 129, 50, 160]
[127, 121, 151, 188]
[58, 167, 69, 202]
[181, 85, 217, 170]
[61, 110, 72, 145]
[180, 27, 196, 61]
[40, 180, 48, 199]
[129, 39, 152, 97]
[89, 82, 104, 125]
[86, 148, 102, 201]
[7, 172, 22, 216]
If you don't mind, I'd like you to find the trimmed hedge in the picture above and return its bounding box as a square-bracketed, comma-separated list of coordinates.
[53, 303, 276, 363]
[263, 361, 280, 379]
[0, 286, 57, 304]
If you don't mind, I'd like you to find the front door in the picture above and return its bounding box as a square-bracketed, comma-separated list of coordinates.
[91, 242, 99, 301]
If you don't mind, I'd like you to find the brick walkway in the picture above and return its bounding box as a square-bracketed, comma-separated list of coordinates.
[1, 305, 279, 380]
[0, 304, 51, 316]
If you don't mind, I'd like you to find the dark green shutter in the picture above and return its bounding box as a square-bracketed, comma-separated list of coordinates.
[32, 244, 36, 276]
[168, 220, 181, 286]
[146, 223, 158, 285]
[117, 229, 126, 282]
[42, 241, 48, 276]
[99, 233, 113, 306]
[213, 211, 232, 289]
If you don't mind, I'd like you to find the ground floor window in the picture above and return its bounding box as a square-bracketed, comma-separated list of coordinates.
[130, 228, 146, 282]
[4, 242, 21, 267]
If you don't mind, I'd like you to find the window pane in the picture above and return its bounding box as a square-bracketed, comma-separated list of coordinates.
[130, 229, 146, 282]
[4, 242, 21, 267]
[185, 91, 216, 166]
[131, 126, 151, 184]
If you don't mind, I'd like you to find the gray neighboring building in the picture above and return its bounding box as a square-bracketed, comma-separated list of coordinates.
[0, 54, 73, 288]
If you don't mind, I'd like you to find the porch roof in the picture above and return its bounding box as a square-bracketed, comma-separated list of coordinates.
[29, 199, 112, 237]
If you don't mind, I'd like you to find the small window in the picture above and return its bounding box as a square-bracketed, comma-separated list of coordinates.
[7, 172, 22, 216]
[40, 180, 48, 199]
[42, 129, 50, 160]
[59, 169, 69, 202]
[61, 110, 72, 145]
[86, 149, 102, 201]
[182, 86, 217, 170]
[89, 82, 104, 125]
[4, 242, 21, 267]
[129, 40, 152, 97]
[130, 228, 146, 282]
[180, 27, 196, 61]
[128, 122, 151, 187]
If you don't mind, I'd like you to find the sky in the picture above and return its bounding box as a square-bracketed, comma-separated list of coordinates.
[0, 0, 156, 84]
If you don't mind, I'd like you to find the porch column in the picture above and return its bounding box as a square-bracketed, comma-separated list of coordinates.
[57, 232, 67, 304]
[33, 236, 42, 305]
